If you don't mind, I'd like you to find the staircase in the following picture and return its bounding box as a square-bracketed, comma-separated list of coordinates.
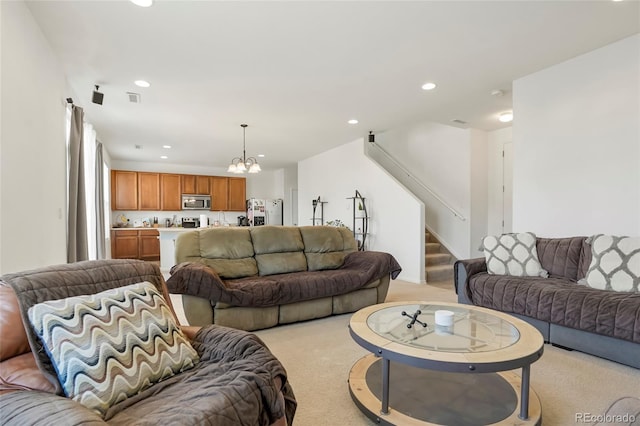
[425, 231, 455, 284]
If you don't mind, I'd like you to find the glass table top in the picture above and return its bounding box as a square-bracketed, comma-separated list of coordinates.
[366, 304, 519, 353]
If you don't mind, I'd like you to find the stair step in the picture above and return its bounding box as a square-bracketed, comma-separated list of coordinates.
[426, 264, 454, 282]
[425, 243, 441, 254]
[425, 253, 451, 266]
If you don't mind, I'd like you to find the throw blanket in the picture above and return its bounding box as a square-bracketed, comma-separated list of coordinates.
[166, 251, 402, 307]
[0, 325, 297, 425]
[468, 273, 640, 344]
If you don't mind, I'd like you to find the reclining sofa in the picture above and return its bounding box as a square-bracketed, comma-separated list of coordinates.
[0, 259, 296, 425]
[455, 236, 640, 369]
[167, 226, 402, 330]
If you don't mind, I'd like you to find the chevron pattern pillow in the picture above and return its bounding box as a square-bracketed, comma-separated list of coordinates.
[481, 232, 548, 277]
[28, 281, 199, 418]
[579, 235, 640, 292]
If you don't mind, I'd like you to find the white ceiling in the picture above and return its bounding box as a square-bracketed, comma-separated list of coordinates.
[26, 1, 640, 171]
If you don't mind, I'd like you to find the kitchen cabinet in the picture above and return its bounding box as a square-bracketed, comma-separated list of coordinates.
[161, 173, 182, 211]
[138, 229, 161, 261]
[111, 170, 137, 210]
[111, 230, 139, 259]
[182, 175, 210, 195]
[111, 229, 160, 261]
[210, 176, 229, 210]
[138, 173, 160, 210]
[228, 177, 246, 211]
[111, 170, 244, 212]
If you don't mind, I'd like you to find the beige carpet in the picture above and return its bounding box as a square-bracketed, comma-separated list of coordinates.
[255, 280, 640, 426]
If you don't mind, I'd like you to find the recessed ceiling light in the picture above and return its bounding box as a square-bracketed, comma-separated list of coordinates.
[258, 154, 265, 158]
[498, 112, 514, 123]
[348, 119, 359, 125]
[421, 82, 437, 91]
[162, 145, 172, 149]
[160, 155, 168, 159]
[130, 0, 153, 7]
[134, 80, 150, 88]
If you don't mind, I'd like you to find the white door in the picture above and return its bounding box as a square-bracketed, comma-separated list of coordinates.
[291, 189, 298, 226]
[503, 142, 513, 233]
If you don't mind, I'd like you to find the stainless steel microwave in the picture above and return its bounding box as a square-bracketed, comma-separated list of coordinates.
[182, 194, 211, 210]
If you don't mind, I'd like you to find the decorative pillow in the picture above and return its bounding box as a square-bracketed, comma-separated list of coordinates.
[27, 281, 199, 418]
[481, 232, 548, 277]
[578, 235, 640, 292]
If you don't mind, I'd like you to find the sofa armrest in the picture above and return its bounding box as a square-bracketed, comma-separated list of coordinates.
[454, 258, 487, 304]
[0, 390, 106, 425]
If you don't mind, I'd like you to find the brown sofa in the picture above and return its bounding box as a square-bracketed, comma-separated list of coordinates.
[455, 236, 640, 369]
[167, 226, 401, 330]
[0, 259, 296, 425]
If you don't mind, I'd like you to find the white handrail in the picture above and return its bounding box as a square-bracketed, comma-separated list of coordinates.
[368, 141, 467, 221]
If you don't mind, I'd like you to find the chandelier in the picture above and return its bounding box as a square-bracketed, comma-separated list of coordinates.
[227, 124, 261, 174]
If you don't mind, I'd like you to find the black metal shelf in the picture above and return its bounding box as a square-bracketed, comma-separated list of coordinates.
[347, 190, 369, 251]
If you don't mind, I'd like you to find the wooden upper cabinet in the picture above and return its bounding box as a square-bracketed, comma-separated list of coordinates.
[160, 174, 182, 211]
[111, 170, 138, 210]
[210, 177, 229, 211]
[182, 175, 210, 195]
[228, 177, 246, 211]
[138, 172, 160, 210]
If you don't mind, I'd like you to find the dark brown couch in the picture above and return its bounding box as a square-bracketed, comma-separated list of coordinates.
[455, 236, 640, 369]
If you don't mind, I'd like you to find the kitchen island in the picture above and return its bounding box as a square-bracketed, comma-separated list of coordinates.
[157, 227, 199, 273]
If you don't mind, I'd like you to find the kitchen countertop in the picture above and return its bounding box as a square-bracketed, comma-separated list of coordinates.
[111, 226, 240, 231]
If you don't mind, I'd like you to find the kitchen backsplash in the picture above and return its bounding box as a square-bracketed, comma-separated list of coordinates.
[112, 210, 246, 228]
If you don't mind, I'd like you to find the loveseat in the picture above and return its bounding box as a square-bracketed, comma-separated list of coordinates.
[166, 226, 402, 330]
[0, 259, 296, 425]
[455, 236, 640, 369]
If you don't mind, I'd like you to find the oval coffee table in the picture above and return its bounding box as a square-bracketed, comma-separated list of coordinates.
[348, 301, 544, 425]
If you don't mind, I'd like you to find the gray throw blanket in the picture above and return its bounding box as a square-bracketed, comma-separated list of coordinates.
[166, 251, 402, 307]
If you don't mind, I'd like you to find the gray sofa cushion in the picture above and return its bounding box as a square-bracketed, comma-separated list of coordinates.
[536, 237, 586, 280]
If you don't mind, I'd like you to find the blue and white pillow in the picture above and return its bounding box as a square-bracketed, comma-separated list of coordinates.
[28, 281, 199, 418]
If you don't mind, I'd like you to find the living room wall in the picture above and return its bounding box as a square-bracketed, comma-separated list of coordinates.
[0, 2, 69, 274]
[513, 34, 640, 237]
[298, 138, 425, 283]
[371, 122, 488, 259]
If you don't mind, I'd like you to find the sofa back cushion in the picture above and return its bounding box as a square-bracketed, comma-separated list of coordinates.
[536, 237, 586, 281]
[175, 228, 258, 279]
[250, 226, 307, 276]
[299, 226, 357, 271]
[0, 285, 30, 361]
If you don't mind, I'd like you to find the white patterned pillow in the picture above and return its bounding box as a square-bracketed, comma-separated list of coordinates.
[481, 232, 548, 277]
[578, 235, 640, 292]
[28, 281, 199, 419]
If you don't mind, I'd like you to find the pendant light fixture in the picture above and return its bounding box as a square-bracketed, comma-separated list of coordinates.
[227, 124, 261, 174]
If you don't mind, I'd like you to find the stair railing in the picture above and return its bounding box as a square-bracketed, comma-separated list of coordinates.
[366, 140, 466, 221]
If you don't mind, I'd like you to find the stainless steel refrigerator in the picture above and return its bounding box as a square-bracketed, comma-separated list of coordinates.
[246, 198, 283, 226]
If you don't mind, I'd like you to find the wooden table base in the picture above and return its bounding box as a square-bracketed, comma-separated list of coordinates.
[348, 354, 541, 426]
